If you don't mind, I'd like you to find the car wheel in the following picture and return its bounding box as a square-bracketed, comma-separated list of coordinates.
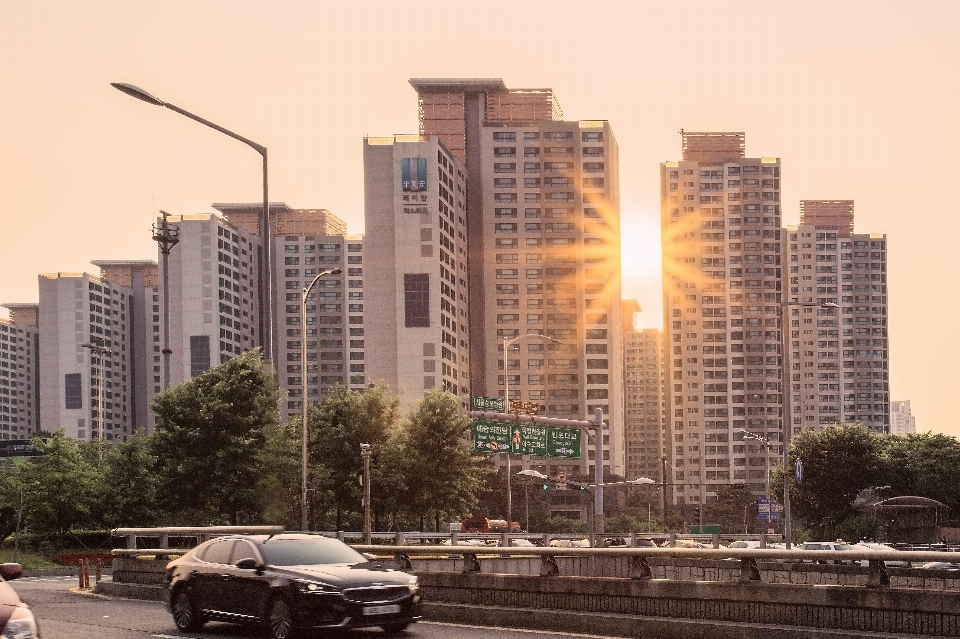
[267, 597, 295, 639]
[381, 622, 411, 635]
[172, 589, 204, 631]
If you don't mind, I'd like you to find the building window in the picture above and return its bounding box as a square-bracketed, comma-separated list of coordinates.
[64, 373, 83, 409]
[190, 335, 211, 377]
[404, 274, 430, 328]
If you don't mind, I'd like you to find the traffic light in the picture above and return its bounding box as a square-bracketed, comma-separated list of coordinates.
[541, 483, 550, 490]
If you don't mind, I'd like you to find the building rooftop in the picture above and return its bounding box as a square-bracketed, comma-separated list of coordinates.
[409, 78, 508, 93]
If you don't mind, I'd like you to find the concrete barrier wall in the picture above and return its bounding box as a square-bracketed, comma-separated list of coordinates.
[420, 571, 960, 638]
[101, 555, 960, 637]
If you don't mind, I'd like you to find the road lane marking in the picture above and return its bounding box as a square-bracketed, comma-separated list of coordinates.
[420, 621, 617, 638]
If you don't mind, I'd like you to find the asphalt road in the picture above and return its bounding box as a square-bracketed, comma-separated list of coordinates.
[11, 575, 613, 639]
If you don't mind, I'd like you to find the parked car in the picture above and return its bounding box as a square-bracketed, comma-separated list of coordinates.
[920, 562, 960, 570]
[548, 538, 590, 548]
[854, 542, 912, 567]
[798, 541, 856, 564]
[509, 538, 537, 547]
[0, 563, 41, 639]
[164, 533, 420, 639]
[635, 538, 658, 548]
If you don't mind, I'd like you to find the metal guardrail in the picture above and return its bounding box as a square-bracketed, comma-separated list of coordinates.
[351, 544, 960, 584]
[112, 526, 284, 550]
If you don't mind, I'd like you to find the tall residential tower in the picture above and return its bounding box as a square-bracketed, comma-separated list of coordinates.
[410, 78, 624, 478]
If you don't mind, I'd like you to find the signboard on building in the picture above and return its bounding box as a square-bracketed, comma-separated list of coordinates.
[401, 157, 427, 192]
[0, 439, 43, 457]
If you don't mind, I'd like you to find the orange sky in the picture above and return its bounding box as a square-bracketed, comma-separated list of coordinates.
[2, 0, 958, 437]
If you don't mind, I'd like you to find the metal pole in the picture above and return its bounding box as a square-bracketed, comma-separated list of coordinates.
[660, 456, 668, 532]
[361, 443, 372, 544]
[301, 268, 342, 531]
[593, 408, 604, 542]
[504, 336, 511, 538]
[780, 303, 792, 548]
[111, 82, 274, 362]
[152, 211, 179, 390]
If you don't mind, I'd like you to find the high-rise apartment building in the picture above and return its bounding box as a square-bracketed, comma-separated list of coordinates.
[91, 261, 158, 431]
[786, 200, 889, 433]
[161, 213, 261, 387]
[661, 132, 783, 509]
[38, 271, 138, 442]
[410, 78, 624, 478]
[211, 204, 357, 421]
[890, 400, 915, 436]
[363, 135, 470, 411]
[622, 300, 667, 486]
[0, 304, 39, 438]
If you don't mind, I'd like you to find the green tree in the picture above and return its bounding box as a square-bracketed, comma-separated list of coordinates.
[16, 432, 97, 534]
[151, 349, 279, 525]
[880, 432, 960, 521]
[257, 419, 311, 528]
[310, 383, 399, 530]
[93, 431, 160, 528]
[704, 483, 756, 534]
[399, 389, 489, 531]
[780, 424, 885, 538]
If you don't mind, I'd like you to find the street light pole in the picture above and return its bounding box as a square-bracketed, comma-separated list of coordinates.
[152, 211, 179, 390]
[780, 300, 839, 548]
[360, 443, 372, 544]
[111, 82, 276, 363]
[81, 337, 112, 462]
[502, 333, 562, 539]
[738, 429, 771, 533]
[300, 268, 342, 531]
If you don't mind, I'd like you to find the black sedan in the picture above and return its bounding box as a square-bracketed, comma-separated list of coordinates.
[0, 563, 41, 638]
[165, 533, 420, 639]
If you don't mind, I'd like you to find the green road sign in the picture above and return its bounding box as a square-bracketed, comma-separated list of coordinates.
[548, 427, 581, 458]
[472, 396, 505, 412]
[473, 420, 581, 459]
[509, 424, 548, 455]
[473, 420, 510, 453]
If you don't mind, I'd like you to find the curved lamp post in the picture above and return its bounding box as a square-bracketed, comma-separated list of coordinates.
[111, 82, 275, 363]
[301, 268, 342, 530]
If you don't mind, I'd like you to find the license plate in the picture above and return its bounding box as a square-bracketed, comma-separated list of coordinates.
[363, 604, 401, 616]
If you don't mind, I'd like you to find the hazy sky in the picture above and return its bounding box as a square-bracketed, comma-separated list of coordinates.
[1, 0, 958, 437]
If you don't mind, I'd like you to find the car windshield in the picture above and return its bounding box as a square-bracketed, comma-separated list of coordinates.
[259, 538, 369, 566]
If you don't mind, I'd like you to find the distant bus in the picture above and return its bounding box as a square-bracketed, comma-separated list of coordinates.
[460, 517, 521, 534]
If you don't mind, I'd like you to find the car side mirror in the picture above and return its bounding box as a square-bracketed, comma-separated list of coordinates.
[0, 563, 23, 581]
[235, 558, 259, 570]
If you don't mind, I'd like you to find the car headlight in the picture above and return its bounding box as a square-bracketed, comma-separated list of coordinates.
[407, 582, 419, 594]
[3, 605, 40, 639]
[291, 579, 339, 594]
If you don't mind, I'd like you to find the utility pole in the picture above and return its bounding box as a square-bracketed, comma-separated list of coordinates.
[152, 211, 179, 390]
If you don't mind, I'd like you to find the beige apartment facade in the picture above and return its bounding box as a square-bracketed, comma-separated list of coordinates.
[786, 200, 889, 434]
[38, 272, 137, 442]
[0, 304, 39, 438]
[410, 78, 625, 478]
[363, 135, 471, 412]
[661, 132, 783, 509]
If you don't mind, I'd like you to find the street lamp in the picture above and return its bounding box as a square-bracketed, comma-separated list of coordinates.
[737, 428, 772, 533]
[81, 337, 112, 461]
[780, 300, 839, 548]
[502, 333, 562, 541]
[111, 82, 275, 362]
[301, 268, 342, 531]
